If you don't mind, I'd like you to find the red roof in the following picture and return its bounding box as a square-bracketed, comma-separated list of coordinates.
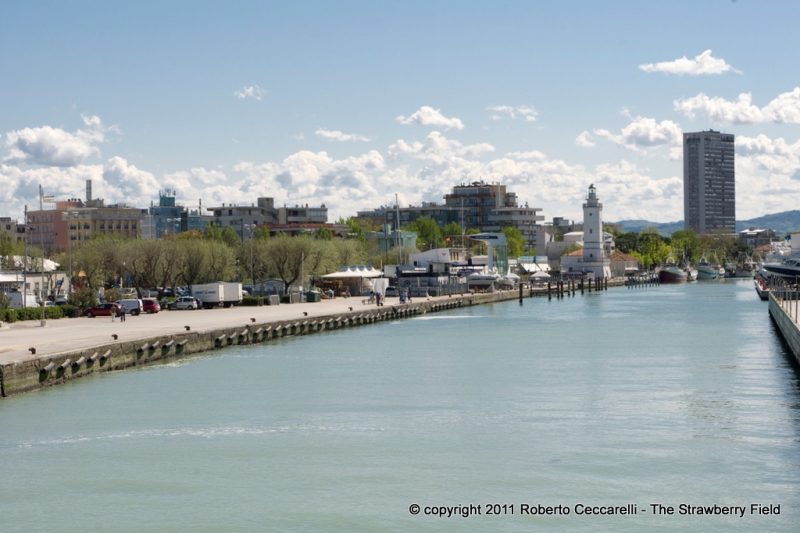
[610, 251, 638, 262]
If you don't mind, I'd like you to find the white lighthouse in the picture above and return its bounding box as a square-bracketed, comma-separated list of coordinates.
[581, 184, 611, 278]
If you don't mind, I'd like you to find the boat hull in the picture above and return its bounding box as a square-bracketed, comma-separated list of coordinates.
[696, 267, 718, 280]
[762, 263, 800, 278]
[754, 279, 770, 301]
[658, 267, 687, 283]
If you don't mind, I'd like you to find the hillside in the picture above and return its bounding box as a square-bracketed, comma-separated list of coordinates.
[611, 210, 800, 236]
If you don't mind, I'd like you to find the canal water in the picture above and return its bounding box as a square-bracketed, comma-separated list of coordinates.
[1, 280, 799, 532]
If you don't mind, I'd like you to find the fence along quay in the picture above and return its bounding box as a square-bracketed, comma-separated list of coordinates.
[0, 279, 633, 399]
[767, 275, 800, 365]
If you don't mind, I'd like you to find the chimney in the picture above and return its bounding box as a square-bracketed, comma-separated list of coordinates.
[86, 180, 92, 202]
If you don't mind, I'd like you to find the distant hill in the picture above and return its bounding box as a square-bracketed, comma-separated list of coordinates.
[611, 220, 683, 236]
[611, 210, 800, 237]
[735, 210, 800, 235]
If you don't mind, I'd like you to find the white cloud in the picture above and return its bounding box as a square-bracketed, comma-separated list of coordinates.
[575, 131, 596, 147]
[487, 105, 538, 122]
[639, 50, 741, 76]
[389, 131, 494, 164]
[3, 114, 114, 167]
[674, 87, 800, 125]
[505, 150, 547, 160]
[735, 134, 800, 217]
[396, 106, 465, 130]
[590, 116, 682, 153]
[314, 128, 371, 142]
[102, 156, 160, 199]
[234, 85, 266, 100]
[190, 167, 228, 185]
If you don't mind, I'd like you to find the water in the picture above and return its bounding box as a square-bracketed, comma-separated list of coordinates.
[1, 280, 799, 532]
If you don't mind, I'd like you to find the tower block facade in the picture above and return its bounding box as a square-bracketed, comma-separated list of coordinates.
[581, 184, 611, 278]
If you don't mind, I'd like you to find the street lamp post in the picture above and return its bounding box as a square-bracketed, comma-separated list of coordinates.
[62, 212, 73, 301]
[244, 223, 255, 289]
[166, 218, 180, 292]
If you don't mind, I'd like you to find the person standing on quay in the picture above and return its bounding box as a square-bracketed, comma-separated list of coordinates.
[111, 305, 117, 323]
[120, 305, 126, 322]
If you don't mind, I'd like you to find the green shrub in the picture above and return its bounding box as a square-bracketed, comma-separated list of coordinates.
[280, 294, 291, 304]
[242, 296, 259, 306]
[0, 308, 17, 322]
[61, 305, 78, 318]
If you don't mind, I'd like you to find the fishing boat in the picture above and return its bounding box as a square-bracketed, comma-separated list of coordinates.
[696, 252, 719, 280]
[735, 252, 756, 278]
[657, 255, 688, 283]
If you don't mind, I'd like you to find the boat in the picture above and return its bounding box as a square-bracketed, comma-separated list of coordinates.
[754, 277, 770, 301]
[763, 257, 800, 279]
[657, 256, 688, 283]
[735, 253, 756, 278]
[684, 266, 698, 281]
[696, 253, 719, 280]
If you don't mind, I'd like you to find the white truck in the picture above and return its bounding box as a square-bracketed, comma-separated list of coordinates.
[190, 282, 243, 309]
[2, 290, 40, 309]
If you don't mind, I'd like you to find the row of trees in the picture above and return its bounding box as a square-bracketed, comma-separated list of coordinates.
[51, 229, 366, 303]
[612, 227, 754, 269]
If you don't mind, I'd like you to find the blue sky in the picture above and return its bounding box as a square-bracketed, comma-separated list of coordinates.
[2, 1, 799, 223]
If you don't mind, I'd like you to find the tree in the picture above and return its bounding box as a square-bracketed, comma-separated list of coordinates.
[406, 217, 441, 249]
[670, 229, 700, 262]
[315, 226, 334, 240]
[501, 227, 525, 258]
[615, 232, 639, 254]
[560, 243, 581, 256]
[0, 232, 20, 270]
[264, 235, 315, 293]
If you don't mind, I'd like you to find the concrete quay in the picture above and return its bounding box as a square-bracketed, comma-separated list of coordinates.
[0, 291, 521, 398]
[768, 292, 800, 366]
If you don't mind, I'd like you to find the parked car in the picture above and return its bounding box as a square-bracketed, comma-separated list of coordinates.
[117, 298, 144, 316]
[384, 286, 398, 297]
[83, 303, 122, 318]
[168, 296, 201, 310]
[142, 298, 161, 314]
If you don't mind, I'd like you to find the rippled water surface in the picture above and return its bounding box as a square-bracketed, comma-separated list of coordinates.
[2, 280, 799, 532]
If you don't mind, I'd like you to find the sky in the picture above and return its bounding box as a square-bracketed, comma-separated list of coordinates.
[2, 1, 800, 224]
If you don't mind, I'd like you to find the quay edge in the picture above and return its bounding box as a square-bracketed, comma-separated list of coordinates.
[0, 291, 508, 398]
[0, 280, 630, 399]
[768, 293, 800, 366]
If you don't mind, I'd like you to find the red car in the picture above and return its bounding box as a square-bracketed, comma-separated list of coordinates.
[142, 298, 161, 314]
[83, 303, 122, 318]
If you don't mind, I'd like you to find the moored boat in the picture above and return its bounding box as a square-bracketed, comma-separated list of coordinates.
[754, 277, 770, 301]
[696, 254, 718, 280]
[657, 260, 688, 283]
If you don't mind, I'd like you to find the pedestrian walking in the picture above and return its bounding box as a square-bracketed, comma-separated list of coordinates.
[111, 306, 117, 323]
[120, 305, 126, 322]
[375, 292, 382, 306]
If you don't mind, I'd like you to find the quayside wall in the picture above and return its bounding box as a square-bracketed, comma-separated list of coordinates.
[0, 279, 631, 399]
[768, 293, 800, 366]
[0, 291, 520, 399]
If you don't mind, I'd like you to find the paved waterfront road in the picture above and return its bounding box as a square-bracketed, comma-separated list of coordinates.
[0, 296, 428, 365]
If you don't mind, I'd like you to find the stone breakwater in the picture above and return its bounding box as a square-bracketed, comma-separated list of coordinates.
[0, 291, 521, 399]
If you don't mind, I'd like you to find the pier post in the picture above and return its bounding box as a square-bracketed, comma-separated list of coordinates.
[548, 282, 551, 300]
[519, 283, 523, 303]
[580, 279, 584, 295]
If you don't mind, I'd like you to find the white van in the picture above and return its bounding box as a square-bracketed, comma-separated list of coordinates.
[116, 299, 144, 316]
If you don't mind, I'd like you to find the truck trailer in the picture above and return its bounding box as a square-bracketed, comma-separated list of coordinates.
[190, 282, 243, 309]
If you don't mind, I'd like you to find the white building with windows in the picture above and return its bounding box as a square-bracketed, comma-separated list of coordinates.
[559, 185, 612, 278]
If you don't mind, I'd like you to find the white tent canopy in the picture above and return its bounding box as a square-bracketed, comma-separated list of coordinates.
[321, 265, 384, 279]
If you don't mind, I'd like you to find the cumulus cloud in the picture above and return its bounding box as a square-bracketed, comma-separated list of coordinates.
[639, 50, 741, 76]
[675, 87, 800, 125]
[575, 131, 596, 147]
[396, 106, 465, 130]
[315, 128, 371, 142]
[505, 150, 547, 160]
[586, 116, 682, 153]
[234, 85, 266, 100]
[389, 131, 494, 164]
[3, 114, 114, 167]
[488, 105, 538, 122]
[102, 156, 160, 199]
[735, 134, 800, 217]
